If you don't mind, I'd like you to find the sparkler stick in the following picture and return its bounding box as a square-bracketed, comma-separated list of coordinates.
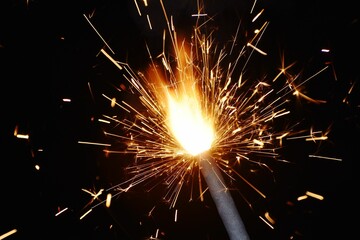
[199, 154, 250, 240]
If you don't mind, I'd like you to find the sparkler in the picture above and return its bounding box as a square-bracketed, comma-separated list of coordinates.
[81, 0, 333, 238]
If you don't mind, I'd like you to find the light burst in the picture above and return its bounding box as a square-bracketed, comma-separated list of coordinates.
[80, 0, 332, 238]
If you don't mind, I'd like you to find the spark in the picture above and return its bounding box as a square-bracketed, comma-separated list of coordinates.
[174, 209, 178, 222]
[309, 155, 343, 162]
[252, 9, 264, 23]
[98, 118, 111, 124]
[147, 228, 160, 240]
[250, 0, 258, 14]
[259, 215, 274, 229]
[264, 211, 276, 225]
[297, 191, 324, 201]
[55, 207, 68, 216]
[83, 14, 115, 54]
[82, 188, 104, 200]
[148, 206, 156, 217]
[78, 141, 111, 147]
[192, 13, 207, 17]
[88, 82, 95, 102]
[80, 209, 92, 220]
[106, 193, 112, 208]
[15, 133, 29, 139]
[247, 42, 267, 55]
[297, 195, 308, 201]
[286, 131, 324, 140]
[146, 14, 152, 30]
[134, 0, 142, 16]
[0, 229, 17, 240]
[305, 191, 324, 200]
[100, 49, 122, 70]
[343, 81, 356, 103]
[305, 136, 328, 141]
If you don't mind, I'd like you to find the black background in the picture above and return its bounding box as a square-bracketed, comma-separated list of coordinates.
[0, 0, 358, 239]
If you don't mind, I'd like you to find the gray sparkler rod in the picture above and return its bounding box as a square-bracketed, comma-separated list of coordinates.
[199, 154, 250, 240]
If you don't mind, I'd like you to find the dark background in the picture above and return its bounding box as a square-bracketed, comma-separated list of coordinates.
[0, 0, 358, 239]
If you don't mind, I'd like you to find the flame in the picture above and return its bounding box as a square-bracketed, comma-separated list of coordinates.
[166, 89, 215, 156]
[145, 41, 216, 156]
[152, 41, 215, 156]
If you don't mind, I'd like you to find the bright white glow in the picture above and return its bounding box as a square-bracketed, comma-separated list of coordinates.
[167, 93, 215, 156]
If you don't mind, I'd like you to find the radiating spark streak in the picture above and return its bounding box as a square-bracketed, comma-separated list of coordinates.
[240, 22, 269, 73]
[100, 49, 122, 70]
[133, 0, 142, 16]
[309, 155, 342, 161]
[273, 110, 290, 119]
[98, 118, 110, 124]
[80, 209, 92, 220]
[248, 21, 268, 45]
[92, 189, 104, 198]
[329, 62, 338, 81]
[102, 94, 130, 112]
[15, 134, 29, 139]
[83, 15, 114, 54]
[82, 188, 104, 209]
[88, 8, 96, 18]
[264, 212, 276, 225]
[233, 169, 266, 199]
[230, 21, 241, 55]
[259, 215, 274, 229]
[103, 150, 128, 154]
[297, 195, 308, 201]
[62, 98, 71, 102]
[148, 206, 156, 217]
[55, 207, 68, 216]
[273, 62, 296, 82]
[250, 0, 258, 14]
[146, 14, 152, 30]
[252, 9, 264, 22]
[305, 136, 328, 141]
[88, 82, 95, 102]
[0, 229, 17, 240]
[253, 139, 264, 147]
[296, 66, 329, 90]
[247, 42, 267, 55]
[305, 191, 324, 200]
[159, 0, 172, 43]
[343, 81, 356, 103]
[106, 193, 112, 207]
[78, 141, 111, 146]
[286, 131, 323, 140]
[174, 209, 178, 222]
[192, 13, 207, 17]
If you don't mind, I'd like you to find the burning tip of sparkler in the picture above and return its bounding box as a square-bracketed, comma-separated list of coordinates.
[166, 91, 215, 156]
